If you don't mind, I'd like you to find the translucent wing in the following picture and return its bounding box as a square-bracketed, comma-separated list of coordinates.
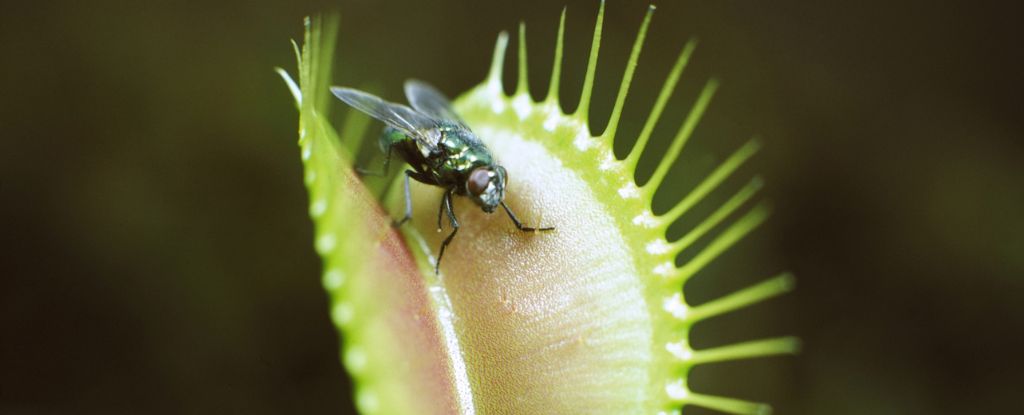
[330, 86, 442, 151]
[404, 79, 468, 128]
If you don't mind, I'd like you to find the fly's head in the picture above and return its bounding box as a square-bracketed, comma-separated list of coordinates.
[466, 165, 506, 213]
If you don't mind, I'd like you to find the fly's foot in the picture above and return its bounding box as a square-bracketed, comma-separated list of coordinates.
[392, 216, 411, 228]
[501, 201, 555, 234]
[356, 166, 385, 177]
[520, 224, 552, 234]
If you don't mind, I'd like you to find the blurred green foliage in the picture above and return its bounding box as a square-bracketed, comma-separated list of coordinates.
[1, 1, 1022, 414]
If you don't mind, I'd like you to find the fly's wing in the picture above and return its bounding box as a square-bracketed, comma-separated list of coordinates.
[330, 86, 442, 152]
[404, 79, 469, 129]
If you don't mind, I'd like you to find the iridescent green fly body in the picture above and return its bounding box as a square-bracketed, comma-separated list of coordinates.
[331, 82, 555, 273]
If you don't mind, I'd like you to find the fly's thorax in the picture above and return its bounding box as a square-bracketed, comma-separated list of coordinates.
[431, 127, 491, 181]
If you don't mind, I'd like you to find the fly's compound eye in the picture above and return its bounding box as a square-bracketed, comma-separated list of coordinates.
[468, 168, 492, 196]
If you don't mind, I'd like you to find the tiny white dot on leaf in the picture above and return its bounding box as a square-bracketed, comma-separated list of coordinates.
[598, 152, 617, 171]
[543, 108, 560, 131]
[491, 99, 506, 114]
[646, 238, 671, 254]
[665, 340, 693, 360]
[632, 210, 659, 228]
[617, 182, 640, 199]
[356, 390, 380, 413]
[512, 94, 531, 119]
[344, 345, 367, 373]
[323, 269, 344, 290]
[332, 302, 354, 325]
[310, 199, 327, 217]
[654, 261, 675, 277]
[573, 129, 594, 151]
[315, 233, 336, 253]
[662, 293, 688, 319]
[666, 379, 689, 401]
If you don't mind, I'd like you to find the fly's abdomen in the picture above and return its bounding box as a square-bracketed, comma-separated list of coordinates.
[379, 127, 407, 153]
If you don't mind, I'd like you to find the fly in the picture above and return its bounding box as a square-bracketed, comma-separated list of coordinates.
[330, 80, 555, 273]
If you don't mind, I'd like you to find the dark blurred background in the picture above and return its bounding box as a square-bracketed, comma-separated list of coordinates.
[2, 0, 1022, 414]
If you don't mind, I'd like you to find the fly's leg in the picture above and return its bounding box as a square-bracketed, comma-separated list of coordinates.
[435, 188, 459, 274]
[391, 169, 431, 227]
[356, 145, 393, 177]
[436, 192, 446, 232]
[500, 201, 555, 232]
[394, 170, 414, 227]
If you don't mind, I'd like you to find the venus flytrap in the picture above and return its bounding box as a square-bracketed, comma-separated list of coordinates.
[280, 4, 796, 414]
